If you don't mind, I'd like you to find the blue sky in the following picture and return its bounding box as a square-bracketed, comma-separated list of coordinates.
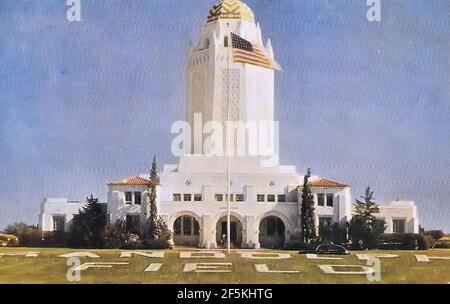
[0, 0, 449, 232]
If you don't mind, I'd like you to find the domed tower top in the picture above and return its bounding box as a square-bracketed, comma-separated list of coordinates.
[207, 0, 255, 23]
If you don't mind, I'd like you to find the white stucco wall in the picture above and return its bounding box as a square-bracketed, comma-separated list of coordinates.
[107, 184, 148, 223]
[39, 198, 86, 232]
[377, 201, 419, 233]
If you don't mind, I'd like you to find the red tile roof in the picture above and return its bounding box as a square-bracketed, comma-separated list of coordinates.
[108, 176, 150, 186]
[309, 178, 350, 188]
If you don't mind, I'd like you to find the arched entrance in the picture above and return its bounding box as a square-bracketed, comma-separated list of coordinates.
[173, 216, 200, 247]
[216, 215, 243, 248]
[259, 216, 286, 249]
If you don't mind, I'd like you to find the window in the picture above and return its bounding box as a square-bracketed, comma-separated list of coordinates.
[173, 194, 181, 201]
[319, 217, 333, 229]
[215, 194, 223, 202]
[235, 194, 244, 202]
[267, 195, 275, 202]
[257, 194, 265, 202]
[277, 195, 286, 202]
[194, 194, 202, 202]
[326, 194, 334, 207]
[224, 36, 229, 47]
[317, 193, 325, 206]
[134, 192, 142, 205]
[52, 216, 65, 232]
[174, 216, 200, 236]
[125, 191, 132, 204]
[183, 216, 192, 235]
[393, 219, 406, 233]
[183, 194, 192, 202]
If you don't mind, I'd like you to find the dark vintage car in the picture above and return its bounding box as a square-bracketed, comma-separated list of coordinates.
[298, 244, 350, 255]
[315, 244, 350, 255]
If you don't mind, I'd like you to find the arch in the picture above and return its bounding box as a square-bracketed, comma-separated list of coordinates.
[259, 216, 286, 249]
[257, 211, 290, 230]
[168, 210, 202, 232]
[257, 211, 290, 249]
[213, 211, 246, 229]
[214, 212, 246, 249]
[169, 211, 202, 248]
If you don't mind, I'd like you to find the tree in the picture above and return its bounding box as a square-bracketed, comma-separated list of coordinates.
[300, 169, 316, 244]
[423, 229, 444, 241]
[4, 223, 41, 247]
[318, 222, 348, 244]
[349, 186, 385, 249]
[103, 219, 130, 248]
[68, 194, 108, 248]
[142, 156, 172, 242]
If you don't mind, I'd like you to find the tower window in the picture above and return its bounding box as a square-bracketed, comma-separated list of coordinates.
[257, 194, 265, 202]
[215, 194, 224, 202]
[173, 194, 181, 201]
[194, 194, 202, 202]
[183, 194, 192, 202]
[267, 195, 276, 202]
[224, 36, 229, 47]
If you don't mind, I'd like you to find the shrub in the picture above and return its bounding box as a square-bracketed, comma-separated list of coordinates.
[417, 234, 432, 250]
[41, 231, 67, 247]
[284, 232, 320, 251]
[4, 223, 42, 247]
[284, 239, 308, 251]
[120, 239, 172, 250]
[379, 233, 430, 250]
[423, 230, 444, 241]
[0, 234, 19, 247]
[435, 242, 450, 249]
[120, 241, 144, 250]
[142, 239, 172, 249]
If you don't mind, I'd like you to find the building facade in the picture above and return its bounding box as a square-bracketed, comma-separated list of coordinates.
[39, 0, 419, 248]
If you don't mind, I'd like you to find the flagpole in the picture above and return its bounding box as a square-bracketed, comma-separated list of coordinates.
[226, 22, 231, 254]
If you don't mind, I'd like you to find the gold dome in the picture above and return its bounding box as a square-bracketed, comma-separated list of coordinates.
[207, 0, 255, 23]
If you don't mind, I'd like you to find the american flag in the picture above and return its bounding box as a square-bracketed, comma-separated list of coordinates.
[231, 32, 275, 70]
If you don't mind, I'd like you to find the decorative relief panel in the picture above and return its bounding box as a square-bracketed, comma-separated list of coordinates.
[222, 69, 240, 154]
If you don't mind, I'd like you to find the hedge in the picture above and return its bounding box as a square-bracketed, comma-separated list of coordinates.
[379, 233, 431, 250]
[121, 239, 172, 250]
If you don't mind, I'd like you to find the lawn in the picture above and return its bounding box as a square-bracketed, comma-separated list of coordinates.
[0, 247, 449, 284]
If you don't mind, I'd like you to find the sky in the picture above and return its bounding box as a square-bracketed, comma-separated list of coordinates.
[0, 0, 449, 232]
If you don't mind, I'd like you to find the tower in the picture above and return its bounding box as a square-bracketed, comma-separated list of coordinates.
[186, 0, 277, 158]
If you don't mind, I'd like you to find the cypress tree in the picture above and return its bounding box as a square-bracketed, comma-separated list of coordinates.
[143, 155, 171, 242]
[301, 169, 316, 244]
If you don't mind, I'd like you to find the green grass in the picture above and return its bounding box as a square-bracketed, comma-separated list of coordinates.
[0, 247, 449, 284]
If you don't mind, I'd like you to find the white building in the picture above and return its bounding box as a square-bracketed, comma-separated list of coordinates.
[39, 0, 419, 247]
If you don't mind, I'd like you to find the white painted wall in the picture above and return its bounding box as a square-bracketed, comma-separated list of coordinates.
[39, 198, 85, 232]
[377, 201, 419, 233]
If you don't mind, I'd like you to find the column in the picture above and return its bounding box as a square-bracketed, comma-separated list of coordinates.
[245, 215, 260, 249]
[201, 214, 216, 249]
